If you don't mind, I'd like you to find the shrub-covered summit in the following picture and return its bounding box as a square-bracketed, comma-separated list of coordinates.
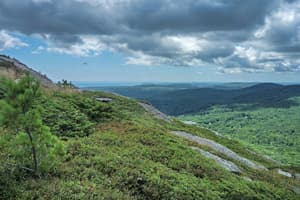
[0, 58, 299, 199]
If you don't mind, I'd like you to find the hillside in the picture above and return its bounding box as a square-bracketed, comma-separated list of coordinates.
[91, 83, 300, 166]
[0, 58, 300, 199]
[0, 55, 55, 87]
[179, 98, 300, 166]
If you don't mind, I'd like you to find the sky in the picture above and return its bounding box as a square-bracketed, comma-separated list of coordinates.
[0, 0, 300, 83]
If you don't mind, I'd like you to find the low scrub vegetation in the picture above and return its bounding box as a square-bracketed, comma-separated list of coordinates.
[0, 76, 299, 199]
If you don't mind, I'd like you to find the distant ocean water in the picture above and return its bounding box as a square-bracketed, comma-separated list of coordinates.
[73, 81, 148, 88]
[73, 81, 224, 88]
[73, 81, 300, 89]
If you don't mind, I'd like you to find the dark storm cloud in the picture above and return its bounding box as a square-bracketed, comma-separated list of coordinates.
[277, 45, 300, 53]
[0, 0, 276, 35]
[125, 0, 276, 32]
[0, 0, 119, 35]
[0, 0, 299, 72]
[45, 34, 83, 46]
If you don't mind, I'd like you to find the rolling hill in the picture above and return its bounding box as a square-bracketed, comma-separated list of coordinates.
[86, 83, 300, 115]
[0, 56, 299, 199]
[85, 82, 300, 166]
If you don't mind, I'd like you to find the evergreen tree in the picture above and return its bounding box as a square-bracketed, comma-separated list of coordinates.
[57, 79, 76, 88]
[0, 74, 65, 175]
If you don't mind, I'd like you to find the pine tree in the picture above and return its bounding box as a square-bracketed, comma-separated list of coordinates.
[0, 73, 65, 175]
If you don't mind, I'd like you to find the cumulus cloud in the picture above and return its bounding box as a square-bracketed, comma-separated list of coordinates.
[46, 35, 106, 56]
[0, 30, 28, 51]
[217, 0, 300, 73]
[0, 0, 299, 73]
[255, 0, 300, 56]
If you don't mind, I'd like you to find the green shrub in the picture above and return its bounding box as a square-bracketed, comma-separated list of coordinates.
[67, 94, 113, 122]
[39, 92, 113, 137]
[40, 96, 94, 137]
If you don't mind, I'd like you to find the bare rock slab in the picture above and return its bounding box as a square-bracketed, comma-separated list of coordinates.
[191, 146, 242, 173]
[277, 169, 292, 178]
[139, 102, 173, 123]
[171, 131, 267, 170]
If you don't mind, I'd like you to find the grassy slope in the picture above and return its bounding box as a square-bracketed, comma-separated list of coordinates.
[179, 97, 300, 166]
[1, 89, 299, 199]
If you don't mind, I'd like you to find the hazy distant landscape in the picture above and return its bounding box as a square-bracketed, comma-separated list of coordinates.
[82, 82, 300, 114]
[84, 82, 300, 166]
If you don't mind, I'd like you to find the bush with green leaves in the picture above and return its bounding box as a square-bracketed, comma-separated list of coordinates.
[57, 79, 77, 89]
[40, 96, 94, 137]
[67, 94, 113, 122]
[39, 92, 113, 137]
[0, 74, 65, 174]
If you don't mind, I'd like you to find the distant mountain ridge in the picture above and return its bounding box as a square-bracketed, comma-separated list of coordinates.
[88, 83, 300, 115]
[0, 55, 55, 87]
[151, 83, 300, 115]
